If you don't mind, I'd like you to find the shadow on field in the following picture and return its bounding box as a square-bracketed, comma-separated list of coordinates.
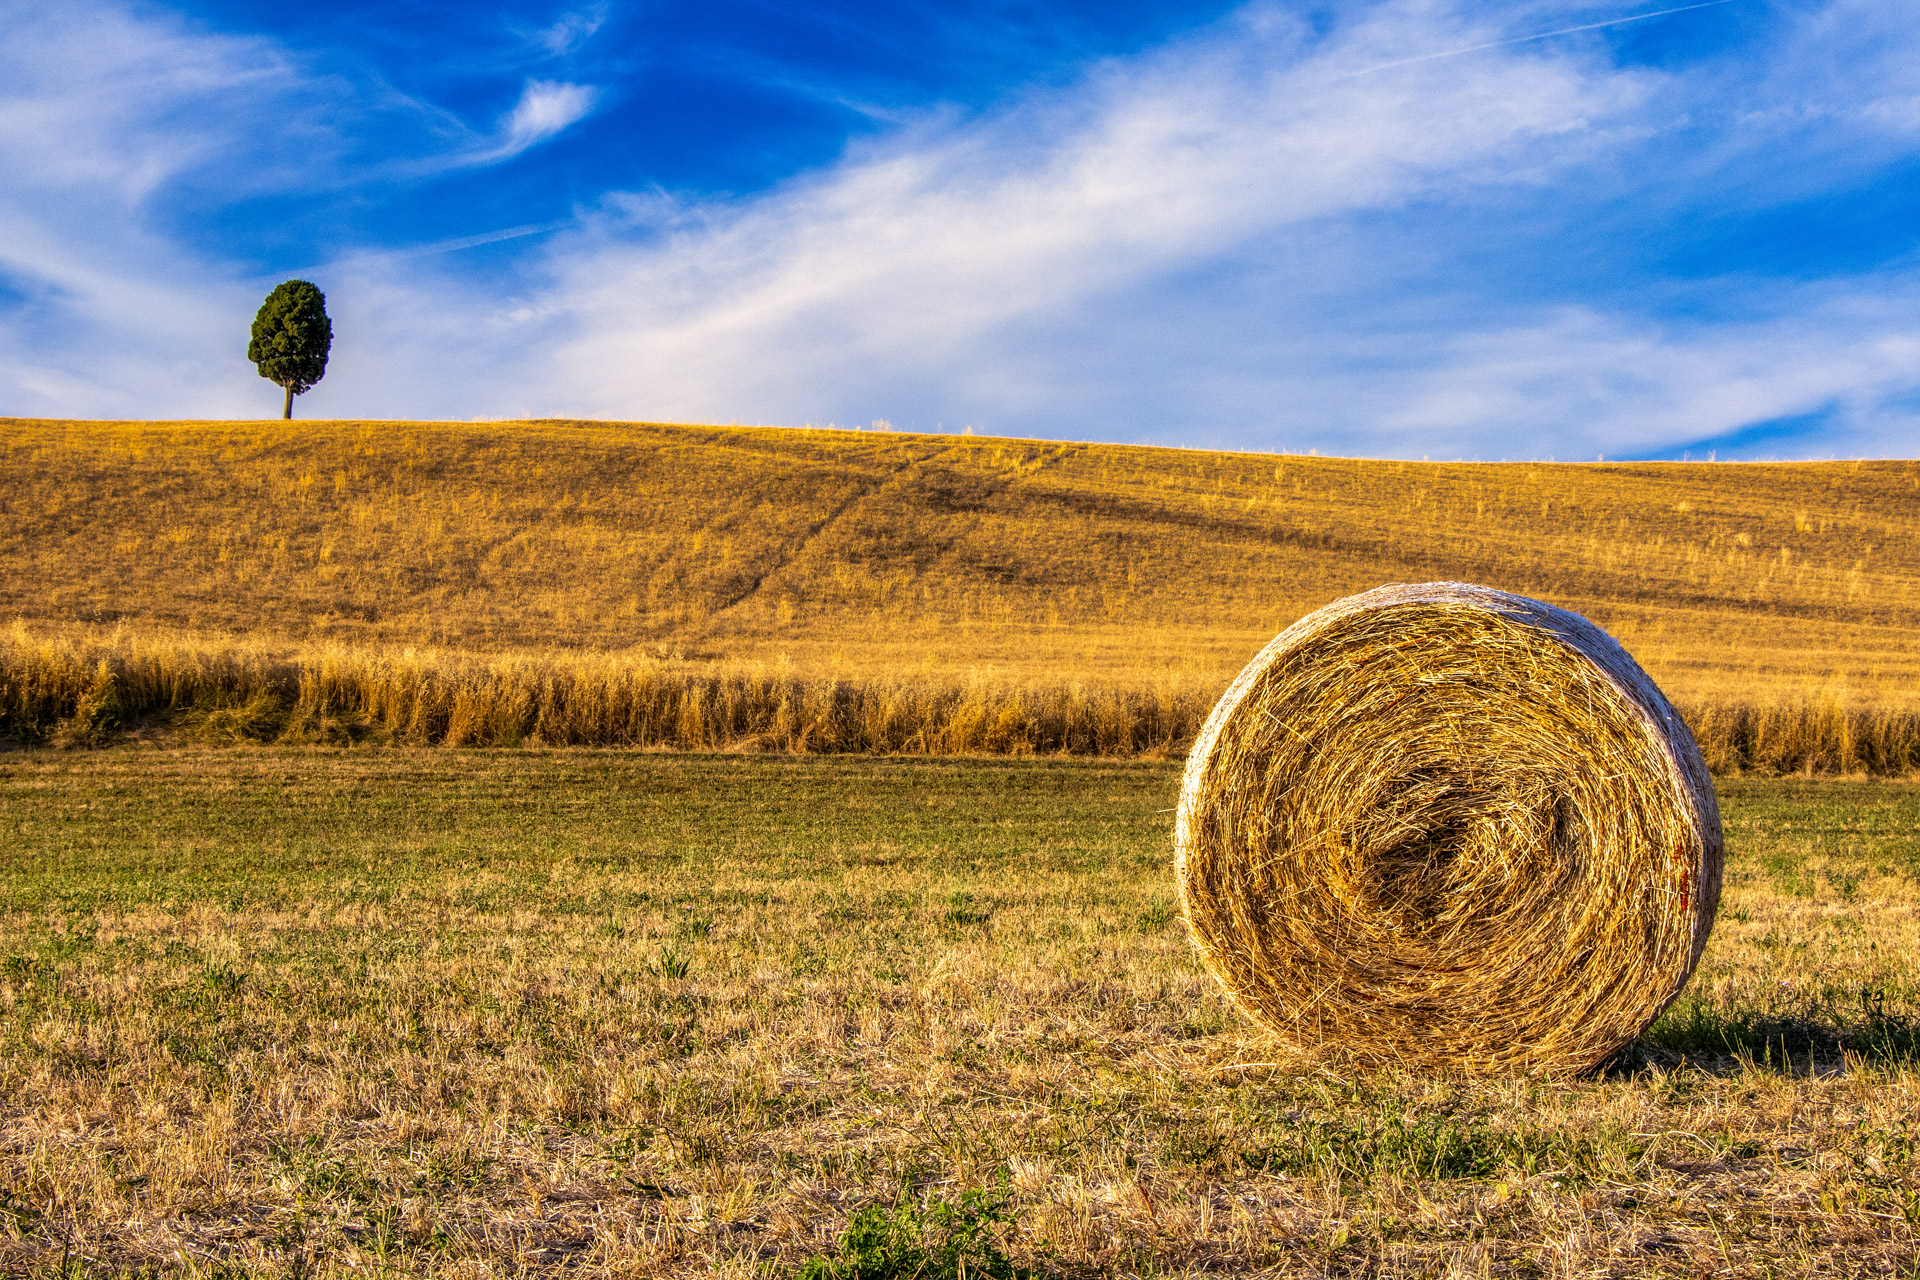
[1611, 988, 1920, 1076]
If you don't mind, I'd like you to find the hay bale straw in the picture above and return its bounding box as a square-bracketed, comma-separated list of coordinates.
[1175, 582, 1722, 1073]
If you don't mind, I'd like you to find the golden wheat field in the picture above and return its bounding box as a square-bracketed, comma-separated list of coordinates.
[4, 417, 1920, 769]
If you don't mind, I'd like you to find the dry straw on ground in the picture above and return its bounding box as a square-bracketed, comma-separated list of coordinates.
[1176, 582, 1724, 1073]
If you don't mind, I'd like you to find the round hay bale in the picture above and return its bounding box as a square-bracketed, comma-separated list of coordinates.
[1175, 582, 1721, 1073]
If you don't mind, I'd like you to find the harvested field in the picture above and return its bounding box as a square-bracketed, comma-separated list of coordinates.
[1, 749, 1916, 1277]
[5, 416, 1920, 711]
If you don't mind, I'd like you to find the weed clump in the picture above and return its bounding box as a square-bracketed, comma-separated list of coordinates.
[796, 1185, 1023, 1280]
[49, 660, 120, 747]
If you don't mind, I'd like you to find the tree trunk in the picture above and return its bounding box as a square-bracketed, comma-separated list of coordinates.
[282, 384, 293, 420]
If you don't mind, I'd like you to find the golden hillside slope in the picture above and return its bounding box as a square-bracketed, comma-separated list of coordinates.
[5, 417, 1918, 706]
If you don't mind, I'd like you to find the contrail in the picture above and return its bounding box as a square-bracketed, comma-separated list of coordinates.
[381, 221, 571, 259]
[273, 220, 571, 281]
[1338, 0, 1746, 78]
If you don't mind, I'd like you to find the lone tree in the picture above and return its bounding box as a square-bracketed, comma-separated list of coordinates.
[248, 280, 332, 419]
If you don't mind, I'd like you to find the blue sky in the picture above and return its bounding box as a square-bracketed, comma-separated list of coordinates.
[2, 0, 1917, 459]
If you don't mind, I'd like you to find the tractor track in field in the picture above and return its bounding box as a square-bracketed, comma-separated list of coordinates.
[697, 439, 1085, 630]
[696, 444, 929, 626]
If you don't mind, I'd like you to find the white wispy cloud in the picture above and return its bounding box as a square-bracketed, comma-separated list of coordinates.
[1356, 292, 1920, 459]
[383, 78, 601, 176]
[528, 8, 606, 58]
[496, 80, 600, 157]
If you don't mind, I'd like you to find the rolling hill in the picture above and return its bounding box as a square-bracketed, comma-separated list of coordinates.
[6, 416, 1918, 713]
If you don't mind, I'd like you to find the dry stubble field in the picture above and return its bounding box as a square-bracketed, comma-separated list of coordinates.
[6, 416, 1920, 709]
[2, 749, 1917, 1278]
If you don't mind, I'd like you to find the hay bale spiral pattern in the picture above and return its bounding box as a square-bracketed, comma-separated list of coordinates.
[1175, 583, 1722, 1072]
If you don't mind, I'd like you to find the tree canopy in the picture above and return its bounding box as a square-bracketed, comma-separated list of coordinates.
[249, 280, 332, 419]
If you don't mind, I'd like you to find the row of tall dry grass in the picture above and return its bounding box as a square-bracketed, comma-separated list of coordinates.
[3, 624, 1916, 775]
[0, 625, 1202, 758]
